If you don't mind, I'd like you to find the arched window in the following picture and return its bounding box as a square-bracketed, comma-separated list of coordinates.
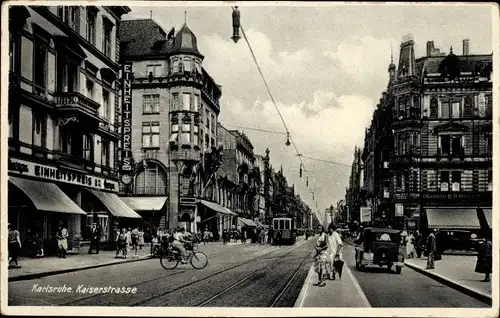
[134, 161, 168, 195]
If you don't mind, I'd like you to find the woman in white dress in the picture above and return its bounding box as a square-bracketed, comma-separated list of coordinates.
[326, 224, 343, 280]
[406, 232, 416, 258]
[314, 226, 329, 287]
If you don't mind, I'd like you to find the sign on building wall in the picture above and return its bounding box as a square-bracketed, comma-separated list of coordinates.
[8, 158, 119, 192]
[395, 203, 404, 217]
[121, 62, 133, 184]
[360, 207, 372, 223]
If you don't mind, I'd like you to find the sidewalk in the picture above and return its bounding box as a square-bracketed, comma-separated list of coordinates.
[294, 264, 371, 307]
[8, 247, 153, 282]
[404, 255, 492, 304]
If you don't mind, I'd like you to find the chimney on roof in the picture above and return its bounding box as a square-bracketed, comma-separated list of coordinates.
[463, 39, 470, 55]
[426, 41, 434, 57]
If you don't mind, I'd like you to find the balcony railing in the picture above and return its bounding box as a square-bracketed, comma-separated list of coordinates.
[437, 147, 465, 159]
[54, 92, 100, 118]
[54, 151, 96, 171]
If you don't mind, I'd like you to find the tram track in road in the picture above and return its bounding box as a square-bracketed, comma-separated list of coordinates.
[195, 243, 313, 307]
[131, 242, 307, 307]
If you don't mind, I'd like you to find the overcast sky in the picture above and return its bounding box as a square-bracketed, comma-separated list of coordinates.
[124, 3, 494, 219]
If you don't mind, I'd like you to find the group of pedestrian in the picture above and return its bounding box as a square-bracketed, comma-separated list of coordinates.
[114, 227, 145, 259]
[314, 224, 344, 287]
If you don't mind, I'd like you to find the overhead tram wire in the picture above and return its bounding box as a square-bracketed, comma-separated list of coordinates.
[231, 6, 310, 175]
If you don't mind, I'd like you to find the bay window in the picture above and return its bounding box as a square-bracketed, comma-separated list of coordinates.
[183, 93, 191, 111]
[172, 93, 179, 110]
[182, 123, 191, 144]
[193, 95, 199, 112]
[184, 58, 192, 72]
[57, 58, 79, 93]
[194, 125, 199, 146]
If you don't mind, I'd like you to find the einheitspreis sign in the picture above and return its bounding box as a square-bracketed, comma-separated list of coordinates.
[121, 62, 133, 184]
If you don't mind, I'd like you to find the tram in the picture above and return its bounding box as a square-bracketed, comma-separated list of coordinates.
[272, 217, 297, 245]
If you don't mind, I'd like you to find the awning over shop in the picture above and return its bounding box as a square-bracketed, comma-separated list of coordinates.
[120, 196, 168, 211]
[8, 177, 86, 215]
[89, 190, 142, 218]
[200, 199, 237, 216]
[426, 208, 480, 229]
[238, 217, 257, 227]
[482, 209, 492, 229]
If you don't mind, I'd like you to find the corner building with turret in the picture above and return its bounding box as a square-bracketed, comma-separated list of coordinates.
[118, 19, 223, 232]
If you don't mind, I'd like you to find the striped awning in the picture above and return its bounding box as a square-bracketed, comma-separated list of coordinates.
[426, 208, 480, 229]
[8, 177, 86, 215]
[120, 196, 168, 211]
[89, 190, 141, 218]
[200, 199, 237, 216]
[238, 217, 257, 227]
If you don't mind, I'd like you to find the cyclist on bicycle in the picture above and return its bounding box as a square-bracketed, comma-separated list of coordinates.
[172, 228, 190, 264]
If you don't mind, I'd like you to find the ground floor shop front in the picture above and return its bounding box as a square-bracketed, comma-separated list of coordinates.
[7, 158, 142, 255]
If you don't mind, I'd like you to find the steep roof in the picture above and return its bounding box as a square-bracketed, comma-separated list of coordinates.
[416, 53, 492, 79]
[171, 23, 203, 57]
[119, 19, 204, 59]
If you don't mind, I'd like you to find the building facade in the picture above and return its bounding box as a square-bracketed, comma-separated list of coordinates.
[7, 5, 140, 254]
[360, 34, 493, 232]
[345, 147, 364, 223]
[118, 18, 224, 233]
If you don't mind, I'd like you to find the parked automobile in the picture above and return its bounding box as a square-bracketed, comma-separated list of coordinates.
[354, 227, 404, 274]
[436, 230, 484, 253]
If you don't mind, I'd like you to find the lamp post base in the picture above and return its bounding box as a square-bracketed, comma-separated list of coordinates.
[231, 35, 241, 43]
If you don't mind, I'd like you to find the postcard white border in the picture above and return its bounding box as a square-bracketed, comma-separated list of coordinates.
[1, 1, 499, 317]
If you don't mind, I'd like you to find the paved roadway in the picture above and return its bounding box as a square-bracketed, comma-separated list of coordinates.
[8, 238, 488, 308]
[9, 239, 315, 307]
[343, 243, 487, 308]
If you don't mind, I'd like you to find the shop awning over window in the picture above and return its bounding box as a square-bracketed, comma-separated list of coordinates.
[426, 208, 480, 229]
[482, 209, 492, 229]
[238, 217, 257, 227]
[120, 196, 168, 211]
[89, 190, 142, 218]
[200, 199, 237, 216]
[8, 177, 86, 215]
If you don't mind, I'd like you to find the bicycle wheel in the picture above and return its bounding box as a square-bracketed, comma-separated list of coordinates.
[190, 251, 208, 269]
[160, 253, 180, 270]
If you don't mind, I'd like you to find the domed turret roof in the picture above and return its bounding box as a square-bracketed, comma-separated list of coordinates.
[172, 23, 203, 58]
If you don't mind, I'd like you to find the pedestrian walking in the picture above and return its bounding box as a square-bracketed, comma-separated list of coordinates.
[56, 222, 68, 259]
[425, 229, 437, 269]
[116, 228, 128, 258]
[275, 230, 282, 247]
[475, 234, 492, 282]
[88, 223, 101, 254]
[414, 230, 423, 258]
[313, 226, 329, 287]
[34, 231, 44, 258]
[138, 228, 145, 250]
[326, 224, 343, 280]
[406, 232, 416, 259]
[8, 223, 22, 269]
[131, 227, 139, 257]
[203, 228, 210, 245]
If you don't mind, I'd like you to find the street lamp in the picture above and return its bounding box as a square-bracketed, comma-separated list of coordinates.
[231, 6, 241, 43]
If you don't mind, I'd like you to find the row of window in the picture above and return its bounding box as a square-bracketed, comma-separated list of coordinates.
[395, 170, 492, 192]
[395, 133, 492, 156]
[396, 95, 492, 119]
[57, 6, 114, 59]
[12, 28, 114, 122]
[141, 121, 215, 149]
[145, 57, 202, 77]
[10, 110, 111, 167]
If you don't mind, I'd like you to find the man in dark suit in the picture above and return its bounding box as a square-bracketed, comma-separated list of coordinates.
[89, 223, 101, 254]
